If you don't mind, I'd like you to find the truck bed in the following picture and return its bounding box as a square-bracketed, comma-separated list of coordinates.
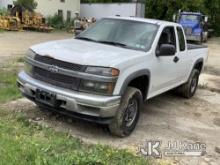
[187, 44, 208, 50]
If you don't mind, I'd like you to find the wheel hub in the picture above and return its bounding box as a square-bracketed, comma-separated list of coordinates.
[191, 76, 198, 93]
[124, 99, 138, 127]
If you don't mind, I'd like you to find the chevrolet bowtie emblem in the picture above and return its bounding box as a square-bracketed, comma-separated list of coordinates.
[48, 65, 59, 73]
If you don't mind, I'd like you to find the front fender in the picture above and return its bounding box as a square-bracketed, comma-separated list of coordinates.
[118, 69, 151, 97]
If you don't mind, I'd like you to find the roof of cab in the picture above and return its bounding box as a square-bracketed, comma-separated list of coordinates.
[105, 16, 179, 27]
[181, 12, 203, 16]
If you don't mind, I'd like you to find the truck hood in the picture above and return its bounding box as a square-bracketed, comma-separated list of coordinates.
[179, 20, 199, 29]
[31, 39, 145, 67]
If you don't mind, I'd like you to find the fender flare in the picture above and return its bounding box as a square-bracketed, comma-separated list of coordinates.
[187, 58, 204, 81]
[192, 58, 204, 73]
[119, 69, 151, 100]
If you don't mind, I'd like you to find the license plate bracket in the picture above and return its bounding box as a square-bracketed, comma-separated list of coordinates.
[36, 89, 57, 107]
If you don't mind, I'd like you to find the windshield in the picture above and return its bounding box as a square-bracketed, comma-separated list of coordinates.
[76, 18, 158, 51]
[180, 15, 200, 22]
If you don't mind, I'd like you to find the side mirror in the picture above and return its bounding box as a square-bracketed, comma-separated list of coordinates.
[156, 44, 176, 57]
[204, 16, 208, 23]
[172, 14, 176, 22]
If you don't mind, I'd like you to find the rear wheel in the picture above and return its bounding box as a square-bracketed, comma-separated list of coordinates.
[108, 87, 142, 137]
[199, 33, 203, 44]
[175, 69, 200, 98]
[203, 33, 208, 43]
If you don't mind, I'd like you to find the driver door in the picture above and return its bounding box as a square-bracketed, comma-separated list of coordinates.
[149, 26, 180, 97]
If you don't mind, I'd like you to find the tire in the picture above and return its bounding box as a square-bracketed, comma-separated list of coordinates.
[204, 35, 208, 43]
[198, 34, 203, 44]
[176, 69, 200, 98]
[108, 87, 143, 137]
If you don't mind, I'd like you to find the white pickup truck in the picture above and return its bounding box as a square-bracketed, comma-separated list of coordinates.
[18, 17, 208, 137]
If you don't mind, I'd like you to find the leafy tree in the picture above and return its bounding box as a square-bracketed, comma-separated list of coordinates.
[203, 0, 220, 35]
[0, 8, 8, 16]
[81, 0, 134, 3]
[204, 0, 220, 21]
[145, 0, 206, 21]
[14, 0, 38, 10]
[145, 0, 220, 35]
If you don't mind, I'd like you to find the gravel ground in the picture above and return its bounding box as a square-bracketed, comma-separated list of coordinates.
[204, 37, 220, 76]
[0, 31, 220, 165]
[0, 31, 72, 65]
[3, 89, 220, 165]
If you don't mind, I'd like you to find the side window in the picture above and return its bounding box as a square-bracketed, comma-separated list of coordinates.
[58, 10, 63, 19]
[177, 27, 186, 51]
[158, 27, 176, 51]
[67, 11, 71, 22]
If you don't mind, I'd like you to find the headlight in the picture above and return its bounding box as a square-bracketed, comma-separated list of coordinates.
[26, 49, 36, 59]
[85, 66, 119, 77]
[24, 62, 33, 75]
[24, 49, 35, 75]
[82, 66, 119, 95]
[79, 80, 115, 95]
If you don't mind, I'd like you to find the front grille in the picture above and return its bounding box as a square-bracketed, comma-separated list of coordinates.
[34, 54, 85, 71]
[33, 67, 80, 90]
[184, 27, 192, 35]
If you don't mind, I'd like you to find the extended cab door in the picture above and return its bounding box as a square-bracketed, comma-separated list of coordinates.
[149, 26, 181, 97]
[176, 26, 193, 83]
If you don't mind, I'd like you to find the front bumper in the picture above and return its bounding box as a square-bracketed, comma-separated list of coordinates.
[186, 35, 201, 42]
[17, 71, 121, 123]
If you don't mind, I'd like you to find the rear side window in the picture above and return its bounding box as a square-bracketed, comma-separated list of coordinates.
[177, 27, 186, 51]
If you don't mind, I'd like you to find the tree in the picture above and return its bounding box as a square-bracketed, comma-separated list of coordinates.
[14, 0, 38, 10]
[204, 0, 220, 21]
[145, 0, 220, 36]
[0, 8, 8, 16]
[145, 0, 206, 21]
[82, 0, 219, 36]
[203, 0, 220, 35]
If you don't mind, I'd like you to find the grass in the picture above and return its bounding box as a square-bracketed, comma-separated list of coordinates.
[16, 57, 25, 63]
[0, 109, 150, 165]
[0, 68, 21, 103]
[0, 60, 150, 165]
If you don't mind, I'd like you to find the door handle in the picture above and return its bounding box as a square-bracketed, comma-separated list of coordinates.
[173, 56, 179, 63]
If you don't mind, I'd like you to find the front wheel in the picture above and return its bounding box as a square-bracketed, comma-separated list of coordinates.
[108, 87, 143, 137]
[199, 34, 203, 44]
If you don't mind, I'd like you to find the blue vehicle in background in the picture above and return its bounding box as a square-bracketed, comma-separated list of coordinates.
[177, 12, 208, 43]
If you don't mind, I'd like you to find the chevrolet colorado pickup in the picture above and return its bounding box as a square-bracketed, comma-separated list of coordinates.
[17, 17, 208, 137]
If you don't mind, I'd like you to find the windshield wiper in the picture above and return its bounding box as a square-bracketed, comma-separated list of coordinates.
[97, 40, 128, 47]
[76, 38, 135, 50]
[75, 37, 97, 42]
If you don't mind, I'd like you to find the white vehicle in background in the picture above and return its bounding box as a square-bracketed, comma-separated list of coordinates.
[18, 17, 208, 137]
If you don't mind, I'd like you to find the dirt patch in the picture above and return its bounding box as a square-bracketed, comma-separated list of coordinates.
[213, 118, 220, 127]
[205, 37, 220, 76]
[3, 89, 220, 165]
[204, 66, 220, 76]
[0, 31, 72, 65]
